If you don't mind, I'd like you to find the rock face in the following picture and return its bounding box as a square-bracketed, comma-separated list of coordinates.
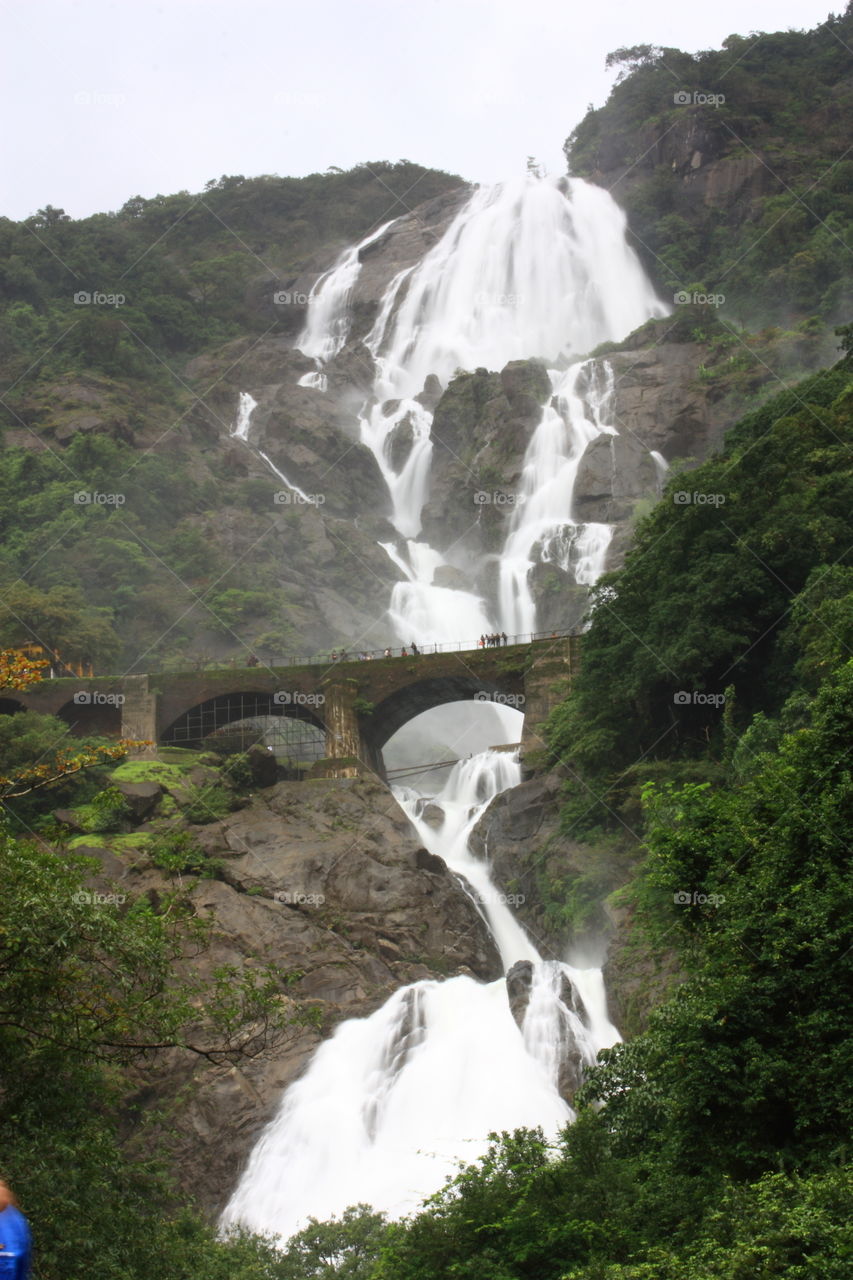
[506, 958, 535, 1024]
[114, 779, 163, 820]
[600, 318, 739, 460]
[580, 108, 778, 217]
[470, 768, 682, 1038]
[171, 180, 807, 662]
[504, 959, 587, 1104]
[82, 772, 500, 1218]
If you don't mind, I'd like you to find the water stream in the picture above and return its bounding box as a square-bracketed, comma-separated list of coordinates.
[220, 751, 620, 1241]
[293, 173, 665, 643]
[221, 173, 661, 1241]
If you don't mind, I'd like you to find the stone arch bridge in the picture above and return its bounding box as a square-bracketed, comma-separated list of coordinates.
[5, 637, 581, 779]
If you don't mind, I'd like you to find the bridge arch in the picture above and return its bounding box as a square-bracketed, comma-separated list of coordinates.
[362, 673, 526, 757]
[57, 696, 123, 738]
[161, 689, 327, 752]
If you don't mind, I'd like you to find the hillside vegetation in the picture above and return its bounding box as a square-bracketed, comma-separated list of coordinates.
[567, 3, 853, 327]
[0, 163, 461, 668]
[1, 10, 852, 1276]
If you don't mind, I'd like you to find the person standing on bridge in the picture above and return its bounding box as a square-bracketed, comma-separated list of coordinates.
[0, 1178, 31, 1280]
[501, 631, 507, 646]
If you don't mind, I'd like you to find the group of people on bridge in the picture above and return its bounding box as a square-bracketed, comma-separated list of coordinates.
[331, 643, 425, 662]
[479, 632, 509, 647]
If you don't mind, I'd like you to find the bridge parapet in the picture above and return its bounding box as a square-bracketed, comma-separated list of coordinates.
[2, 637, 581, 777]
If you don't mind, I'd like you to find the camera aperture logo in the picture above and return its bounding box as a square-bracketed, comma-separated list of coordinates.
[273, 291, 310, 306]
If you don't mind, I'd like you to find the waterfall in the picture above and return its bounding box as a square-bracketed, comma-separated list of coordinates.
[297, 219, 398, 367]
[232, 391, 258, 441]
[497, 359, 618, 635]
[218, 173, 658, 1243]
[294, 173, 666, 642]
[229, 390, 321, 505]
[221, 750, 620, 1242]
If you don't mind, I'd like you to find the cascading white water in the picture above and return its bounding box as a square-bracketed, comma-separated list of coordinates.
[232, 391, 258, 441]
[297, 219, 398, 367]
[295, 174, 666, 643]
[221, 750, 620, 1242]
[230, 391, 321, 505]
[497, 358, 618, 635]
[220, 173, 657, 1244]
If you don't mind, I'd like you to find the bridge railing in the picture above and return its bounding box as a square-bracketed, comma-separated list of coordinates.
[138, 629, 582, 677]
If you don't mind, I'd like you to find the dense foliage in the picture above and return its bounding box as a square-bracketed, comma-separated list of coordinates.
[566, 5, 853, 326]
[2, 32, 852, 1274]
[0, 430, 307, 668]
[261, 355, 853, 1279]
[0, 161, 462, 671]
[546, 358, 853, 808]
[0, 162, 461, 387]
[0, 817, 314, 1279]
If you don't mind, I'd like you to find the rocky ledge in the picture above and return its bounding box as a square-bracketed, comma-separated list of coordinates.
[73, 766, 499, 1217]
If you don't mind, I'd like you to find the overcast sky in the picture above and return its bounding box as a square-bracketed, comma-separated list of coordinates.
[0, 0, 838, 221]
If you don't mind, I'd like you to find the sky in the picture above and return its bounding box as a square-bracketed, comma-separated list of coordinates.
[0, 0, 840, 221]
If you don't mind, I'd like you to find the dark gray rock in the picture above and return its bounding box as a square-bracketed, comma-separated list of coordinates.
[385, 413, 416, 471]
[115, 780, 162, 820]
[573, 431, 659, 523]
[93, 771, 501, 1218]
[247, 744, 278, 788]
[53, 808, 85, 832]
[506, 959, 534, 1024]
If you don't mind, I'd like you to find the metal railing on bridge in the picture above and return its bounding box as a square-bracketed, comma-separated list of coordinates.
[141, 629, 580, 677]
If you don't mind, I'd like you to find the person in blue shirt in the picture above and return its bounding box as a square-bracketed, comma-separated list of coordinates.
[0, 1180, 30, 1280]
